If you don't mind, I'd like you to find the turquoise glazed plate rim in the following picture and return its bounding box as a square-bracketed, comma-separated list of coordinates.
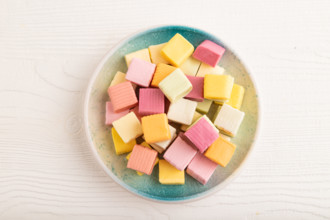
[84, 25, 260, 203]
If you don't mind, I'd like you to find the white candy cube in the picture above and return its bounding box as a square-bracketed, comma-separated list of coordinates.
[167, 98, 197, 125]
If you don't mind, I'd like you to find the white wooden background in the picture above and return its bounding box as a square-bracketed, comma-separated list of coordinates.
[1, 0, 330, 219]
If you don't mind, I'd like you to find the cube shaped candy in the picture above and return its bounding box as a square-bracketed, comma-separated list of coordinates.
[184, 75, 204, 102]
[105, 102, 129, 125]
[196, 63, 225, 77]
[167, 98, 197, 125]
[193, 40, 226, 67]
[181, 111, 203, 131]
[187, 152, 218, 185]
[179, 56, 201, 76]
[204, 136, 236, 167]
[139, 88, 164, 116]
[111, 127, 136, 155]
[126, 58, 156, 87]
[159, 68, 192, 103]
[150, 125, 177, 153]
[127, 144, 158, 175]
[184, 115, 219, 153]
[109, 71, 127, 87]
[148, 43, 169, 64]
[161, 33, 194, 67]
[107, 81, 138, 112]
[196, 99, 213, 114]
[151, 63, 177, 87]
[204, 74, 234, 102]
[224, 84, 245, 109]
[213, 104, 245, 137]
[112, 112, 143, 143]
[159, 160, 185, 185]
[164, 134, 197, 171]
[125, 48, 151, 66]
[141, 113, 171, 143]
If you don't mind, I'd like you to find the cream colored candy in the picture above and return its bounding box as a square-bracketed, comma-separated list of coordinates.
[196, 99, 213, 114]
[167, 98, 197, 125]
[148, 43, 169, 64]
[150, 125, 177, 153]
[125, 48, 151, 66]
[179, 56, 201, 76]
[196, 63, 225, 77]
[214, 104, 245, 137]
[110, 71, 136, 89]
[112, 112, 143, 143]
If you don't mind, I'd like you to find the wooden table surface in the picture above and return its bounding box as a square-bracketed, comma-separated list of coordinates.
[1, 0, 330, 219]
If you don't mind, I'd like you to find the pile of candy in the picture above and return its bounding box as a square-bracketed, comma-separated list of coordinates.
[105, 33, 245, 185]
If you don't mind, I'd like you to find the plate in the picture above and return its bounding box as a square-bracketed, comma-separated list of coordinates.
[84, 25, 260, 202]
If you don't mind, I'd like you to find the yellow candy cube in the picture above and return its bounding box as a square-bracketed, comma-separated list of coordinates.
[125, 48, 151, 66]
[148, 43, 169, 64]
[159, 160, 185, 185]
[142, 114, 171, 144]
[111, 127, 136, 155]
[225, 84, 245, 109]
[204, 136, 236, 167]
[204, 74, 234, 102]
[196, 63, 225, 77]
[161, 33, 194, 67]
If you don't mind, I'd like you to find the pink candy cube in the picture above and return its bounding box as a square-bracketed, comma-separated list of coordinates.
[193, 40, 226, 67]
[184, 117, 219, 152]
[126, 58, 156, 87]
[139, 88, 165, 116]
[105, 102, 129, 125]
[184, 75, 204, 102]
[163, 134, 197, 171]
[187, 152, 218, 185]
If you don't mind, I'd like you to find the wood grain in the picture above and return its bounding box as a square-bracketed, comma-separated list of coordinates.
[1, 0, 330, 219]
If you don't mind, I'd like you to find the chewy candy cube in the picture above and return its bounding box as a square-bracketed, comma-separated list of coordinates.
[111, 127, 136, 155]
[187, 152, 218, 185]
[151, 63, 177, 87]
[109, 71, 128, 87]
[204, 74, 234, 102]
[126, 58, 156, 87]
[205, 136, 236, 167]
[184, 75, 204, 102]
[181, 111, 203, 131]
[184, 115, 219, 153]
[112, 112, 143, 143]
[127, 144, 158, 175]
[159, 160, 185, 185]
[222, 84, 245, 109]
[167, 98, 197, 125]
[213, 104, 245, 137]
[107, 81, 138, 112]
[139, 88, 164, 116]
[196, 63, 225, 77]
[179, 56, 201, 76]
[148, 43, 169, 64]
[161, 33, 194, 67]
[163, 134, 197, 171]
[150, 125, 177, 153]
[141, 113, 171, 143]
[125, 48, 151, 66]
[159, 68, 192, 103]
[193, 40, 226, 67]
[196, 99, 213, 114]
[105, 102, 129, 125]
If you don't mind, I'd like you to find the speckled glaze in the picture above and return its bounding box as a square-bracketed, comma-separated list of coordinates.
[84, 25, 260, 202]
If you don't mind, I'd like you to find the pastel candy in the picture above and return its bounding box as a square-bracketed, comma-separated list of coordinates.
[214, 104, 245, 137]
[110, 71, 127, 87]
[204, 136, 236, 167]
[150, 125, 177, 153]
[204, 74, 234, 102]
[141, 113, 171, 143]
[126, 58, 156, 87]
[105, 102, 129, 125]
[161, 33, 194, 67]
[127, 144, 158, 175]
[187, 152, 218, 185]
[150, 63, 177, 87]
[148, 43, 169, 64]
[184, 116, 219, 153]
[158, 68, 192, 103]
[221, 84, 245, 109]
[184, 75, 204, 102]
[196, 63, 225, 77]
[159, 160, 185, 185]
[193, 40, 225, 67]
[163, 134, 197, 171]
[111, 127, 136, 155]
[181, 111, 203, 131]
[139, 88, 165, 116]
[125, 48, 151, 66]
[179, 56, 201, 76]
[196, 99, 213, 114]
[167, 98, 197, 125]
[112, 112, 143, 143]
[107, 81, 138, 112]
